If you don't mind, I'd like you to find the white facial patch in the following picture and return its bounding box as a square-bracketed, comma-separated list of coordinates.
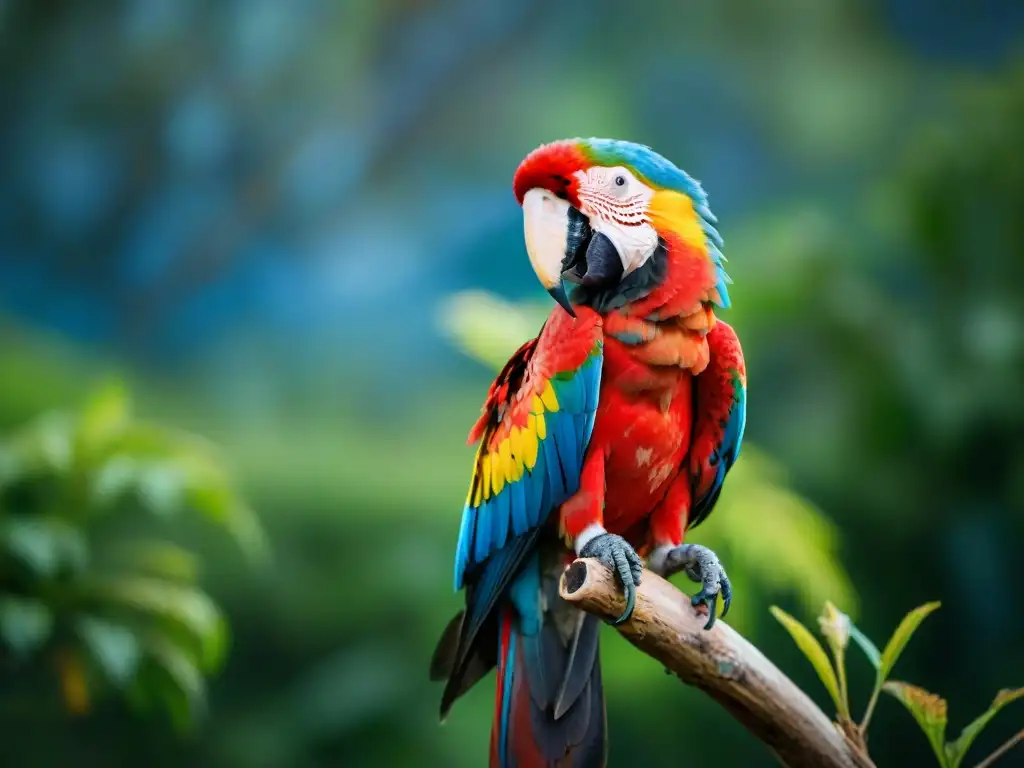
[574, 166, 659, 276]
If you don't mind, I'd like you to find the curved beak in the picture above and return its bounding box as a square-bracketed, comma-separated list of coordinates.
[522, 187, 627, 316]
[522, 188, 576, 317]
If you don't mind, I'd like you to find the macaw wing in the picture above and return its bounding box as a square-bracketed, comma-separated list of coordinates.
[454, 312, 604, 592]
[688, 319, 747, 529]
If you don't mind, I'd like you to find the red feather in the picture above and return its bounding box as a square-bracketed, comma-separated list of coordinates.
[512, 140, 590, 207]
[689, 320, 746, 509]
[467, 308, 602, 451]
[628, 231, 720, 320]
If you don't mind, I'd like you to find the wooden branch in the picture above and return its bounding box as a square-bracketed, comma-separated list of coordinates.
[559, 558, 876, 768]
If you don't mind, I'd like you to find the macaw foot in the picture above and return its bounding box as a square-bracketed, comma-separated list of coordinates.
[650, 543, 732, 630]
[578, 533, 643, 625]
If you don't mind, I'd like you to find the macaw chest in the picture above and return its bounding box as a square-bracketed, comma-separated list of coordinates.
[595, 371, 694, 530]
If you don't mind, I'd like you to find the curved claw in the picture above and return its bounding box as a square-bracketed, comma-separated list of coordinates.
[658, 543, 732, 631]
[692, 588, 719, 631]
[579, 533, 643, 624]
[720, 573, 733, 619]
[614, 581, 636, 625]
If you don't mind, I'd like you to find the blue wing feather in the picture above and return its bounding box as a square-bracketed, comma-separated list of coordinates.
[526, 448, 546, 527]
[453, 341, 603, 591]
[491, 491, 511, 552]
[534, 448, 551, 528]
[474, 501, 493, 564]
[552, 413, 579, 496]
[553, 372, 585, 413]
[541, 433, 566, 507]
[455, 504, 474, 582]
[573, 413, 587, 452]
[732, 383, 748, 453]
[509, 478, 529, 536]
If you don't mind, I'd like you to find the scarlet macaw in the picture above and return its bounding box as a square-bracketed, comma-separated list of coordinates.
[431, 138, 747, 767]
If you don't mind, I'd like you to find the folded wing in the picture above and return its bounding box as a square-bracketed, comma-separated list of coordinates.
[688, 319, 747, 529]
[454, 310, 604, 591]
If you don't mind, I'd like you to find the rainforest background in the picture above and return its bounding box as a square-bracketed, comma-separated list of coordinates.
[1, 1, 1023, 766]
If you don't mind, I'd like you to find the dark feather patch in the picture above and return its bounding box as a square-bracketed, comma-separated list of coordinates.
[522, 625, 604, 765]
[439, 529, 540, 718]
[433, 611, 498, 720]
[572, 239, 668, 313]
[522, 623, 561, 709]
[553, 613, 600, 719]
[568, 662, 608, 767]
[429, 610, 464, 681]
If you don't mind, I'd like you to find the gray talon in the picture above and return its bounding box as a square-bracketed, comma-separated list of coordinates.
[660, 543, 732, 630]
[579, 533, 643, 624]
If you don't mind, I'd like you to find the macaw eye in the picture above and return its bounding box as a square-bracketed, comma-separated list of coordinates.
[614, 175, 626, 187]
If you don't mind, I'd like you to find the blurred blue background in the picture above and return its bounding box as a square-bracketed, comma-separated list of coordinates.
[1, 1, 1023, 766]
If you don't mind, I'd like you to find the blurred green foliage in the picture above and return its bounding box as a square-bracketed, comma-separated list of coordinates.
[0, 380, 264, 732]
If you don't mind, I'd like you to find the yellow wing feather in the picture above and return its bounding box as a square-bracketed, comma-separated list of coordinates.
[509, 427, 525, 478]
[522, 417, 539, 471]
[469, 379, 565, 503]
[498, 439, 514, 484]
[540, 381, 559, 412]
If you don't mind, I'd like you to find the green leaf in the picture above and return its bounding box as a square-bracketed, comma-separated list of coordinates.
[91, 457, 186, 516]
[0, 413, 75, 483]
[77, 379, 130, 449]
[85, 577, 228, 671]
[817, 601, 851, 717]
[96, 422, 221, 466]
[106, 540, 199, 583]
[0, 517, 89, 576]
[818, 601, 851, 654]
[144, 635, 207, 734]
[185, 484, 268, 565]
[771, 605, 844, 714]
[0, 597, 54, 656]
[90, 444, 268, 563]
[90, 455, 139, 507]
[883, 681, 948, 766]
[945, 688, 1024, 768]
[848, 622, 882, 670]
[0, 446, 17, 488]
[138, 463, 187, 517]
[436, 290, 548, 371]
[879, 601, 941, 683]
[76, 616, 142, 687]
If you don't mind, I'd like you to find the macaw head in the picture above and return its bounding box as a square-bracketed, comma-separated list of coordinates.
[512, 138, 728, 318]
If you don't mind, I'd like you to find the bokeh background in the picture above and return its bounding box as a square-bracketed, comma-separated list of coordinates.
[1, 1, 1023, 766]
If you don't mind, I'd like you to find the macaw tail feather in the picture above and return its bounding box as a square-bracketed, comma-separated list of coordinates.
[491, 602, 606, 768]
[430, 609, 497, 716]
[432, 540, 605, 766]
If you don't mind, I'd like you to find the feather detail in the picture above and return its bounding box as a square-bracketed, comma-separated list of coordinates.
[688, 319, 747, 530]
[489, 552, 607, 768]
[452, 307, 603, 591]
